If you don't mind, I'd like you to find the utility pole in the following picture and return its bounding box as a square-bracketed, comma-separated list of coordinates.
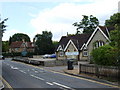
[0, 28, 3, 60]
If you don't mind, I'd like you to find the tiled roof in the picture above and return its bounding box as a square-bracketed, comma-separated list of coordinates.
[10, 41, 34, 48]
[57, 26, 114, 51]
[99, 26, 115, 37]
[57, 33, 92, 51]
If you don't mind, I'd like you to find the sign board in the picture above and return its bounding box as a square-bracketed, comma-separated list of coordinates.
[65, 52, 79, 56]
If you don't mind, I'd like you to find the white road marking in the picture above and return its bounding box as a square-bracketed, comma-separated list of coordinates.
[46, 82, 53, 85]
[32, 69, 35, 71]
[19, 70, 26, 74]
[30, 74, 44, 81]
[13, 60, 119, 88]
[35, 71, 38, 73]
[5, 63, 10, 66]
[53, 82, 73, 89]
[11, 66, 19, 70]
[39, 71, 45, 73]
[10, 65, 13, 68]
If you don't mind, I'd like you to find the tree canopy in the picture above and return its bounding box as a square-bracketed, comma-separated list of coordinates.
[73, 15, 99, 34]
[34, 31, 54, 55]
[9, 33, 31, 44]
[105, 13, 120, 27]
[2, 41, 9, 52]
[0, 18, 8, 32]
[91, 13, 120, 66]
[105, 13, 120, 66]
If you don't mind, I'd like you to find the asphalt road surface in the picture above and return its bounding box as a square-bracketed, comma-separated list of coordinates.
[2, 58, 119, 89]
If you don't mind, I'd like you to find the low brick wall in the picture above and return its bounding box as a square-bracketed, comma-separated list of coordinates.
[12, 57, 76, 67]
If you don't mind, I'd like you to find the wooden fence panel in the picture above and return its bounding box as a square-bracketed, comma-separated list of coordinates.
[79, 64, 119, 81]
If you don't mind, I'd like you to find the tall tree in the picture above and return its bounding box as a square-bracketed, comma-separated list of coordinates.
[2, 41, 9, 52]
[0, 18, 8, 33]
[10, 33, 31, 43]
[34, 31, 54, 55]
[53, 41, 59, 51]
[105, 13, 120, 84]
[105, 13, 120, 27]
[73, 15, 99, 34]
[105, 13, 120, 65]
[8, 36, 12, 45]
[0, 17, 8, 56]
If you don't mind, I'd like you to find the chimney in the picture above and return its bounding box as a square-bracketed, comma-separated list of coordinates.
[67, 32, 68, 36]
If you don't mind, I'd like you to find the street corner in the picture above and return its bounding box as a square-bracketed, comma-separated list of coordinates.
[1, 77, 13, 89]
[0, 80, 4, 90]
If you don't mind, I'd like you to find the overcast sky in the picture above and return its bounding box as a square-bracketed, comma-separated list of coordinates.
[1, 0, 119, 41]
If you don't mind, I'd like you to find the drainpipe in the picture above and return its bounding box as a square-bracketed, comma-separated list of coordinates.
[78, 50, 80, 61]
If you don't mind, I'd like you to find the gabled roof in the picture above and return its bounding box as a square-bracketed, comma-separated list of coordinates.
[56, 26, 114, 52]
[10, 41, 34, 48]
[99, 26, 114, 38]
[64, 39, 78, 51]
[86, 26, 111, 46]
[56, 33, 91, 51]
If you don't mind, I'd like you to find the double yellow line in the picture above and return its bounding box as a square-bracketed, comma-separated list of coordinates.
[1, 76, 13, 90]
[13, 60, 120, 88]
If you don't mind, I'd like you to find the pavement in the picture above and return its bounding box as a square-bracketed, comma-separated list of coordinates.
[0, 60, 4, 90]
[40, 65, 119, 87]
[3, 59, 118, 88]
[43, 65, 78, 73]
[4, 58, 120, 88]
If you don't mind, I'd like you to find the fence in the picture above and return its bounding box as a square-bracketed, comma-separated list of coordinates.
[79, 64, 119, 81]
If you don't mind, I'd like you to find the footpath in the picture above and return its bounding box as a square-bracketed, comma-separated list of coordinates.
[12, 57, 119, 87]
[41, 65, 119, 88]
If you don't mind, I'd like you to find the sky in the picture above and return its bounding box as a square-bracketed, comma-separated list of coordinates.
[0, 0, 119, 42]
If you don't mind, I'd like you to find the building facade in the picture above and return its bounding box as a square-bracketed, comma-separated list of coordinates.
[56, 26, 113, 62]
[9, 41, 34, 53]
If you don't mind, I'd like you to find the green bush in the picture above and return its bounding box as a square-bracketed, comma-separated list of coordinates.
[3, 52, 12, 57]
[3, 52, 21, 57]
[91, 45, 117, 66]
[3, 52, 35, 57]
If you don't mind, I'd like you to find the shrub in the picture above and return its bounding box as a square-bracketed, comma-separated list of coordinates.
[91, 45, 117, 66]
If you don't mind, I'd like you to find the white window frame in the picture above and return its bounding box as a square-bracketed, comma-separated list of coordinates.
[83, 50, 88, 56]
[94, 41, 105, 49]
[59, 51, 64, 57]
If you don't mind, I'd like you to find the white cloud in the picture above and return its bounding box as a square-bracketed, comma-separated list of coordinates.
[0, 0, 100, 2]
[2, 29, 34, 41]
[30, 0, 119, 41]
[2, 29, 19, 41]
[2, 29, 36, 42]
[118, 1, 120, 13]
[28, 13, 37, 17]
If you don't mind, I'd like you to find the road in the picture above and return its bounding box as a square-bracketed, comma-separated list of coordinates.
[2, 58, 119, 89]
